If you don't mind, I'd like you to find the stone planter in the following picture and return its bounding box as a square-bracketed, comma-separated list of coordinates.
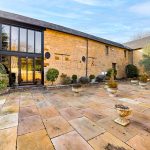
[114, 105, 132, 126]
[131, 80, 138, 85]
[72, 84, 82, 96]
[107, 88, 118, 97]
[139, 82, 147, 89]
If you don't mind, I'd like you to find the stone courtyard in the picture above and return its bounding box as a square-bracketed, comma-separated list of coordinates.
[0, 82, 150, 150]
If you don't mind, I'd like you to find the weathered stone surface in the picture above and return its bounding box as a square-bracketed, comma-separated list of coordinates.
[59, 107, 83, 121]
[127, 135, 150, 150]
[18, 115, 44, 135]
[19, 105, 39, 119]
[69, 117, 105, 140]
[38, 106, 59, 119]
[0, 127, 17, 150]
[0, 113, 18, 129]
[17, 130, 54, 150]
[88, 132, 133, 150]
[44, 116, 73, 138]
[52, 131, 93, 150]
[20, 99, 35, 107]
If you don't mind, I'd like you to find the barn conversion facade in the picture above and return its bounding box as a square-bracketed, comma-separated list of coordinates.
[0, 10, 133, 86]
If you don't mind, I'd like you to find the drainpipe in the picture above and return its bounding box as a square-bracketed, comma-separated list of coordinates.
[86, 39, 89, 77]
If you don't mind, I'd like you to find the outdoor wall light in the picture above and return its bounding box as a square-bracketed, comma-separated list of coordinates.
[45, 52, 51, 59]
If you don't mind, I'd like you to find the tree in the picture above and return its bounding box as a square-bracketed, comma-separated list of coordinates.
[139, 44, 150, 75]
[46, 68, 59, 85]
[125, 64, 139, 78]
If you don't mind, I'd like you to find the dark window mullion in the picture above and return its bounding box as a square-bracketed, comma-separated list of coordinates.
[26, 57, 28, 82]
[26, 30, 28, 53]
[9, 26, 11, 51]
[18, 28, 20, 52]
[34, 31, 35, 54]
[33, 58, 35, 83]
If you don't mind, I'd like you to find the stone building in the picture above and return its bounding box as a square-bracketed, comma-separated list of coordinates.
[124, 36, 150, 73]
[0, 10, 133, 86]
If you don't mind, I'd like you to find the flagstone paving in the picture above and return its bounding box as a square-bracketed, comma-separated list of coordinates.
[0, 82, 150, 150]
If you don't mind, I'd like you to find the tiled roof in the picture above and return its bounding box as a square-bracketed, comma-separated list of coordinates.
[124, 36, 150, 50]
[0, 10, 132, 50]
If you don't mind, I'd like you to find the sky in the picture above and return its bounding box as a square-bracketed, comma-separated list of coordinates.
[0, 0, 150, 43]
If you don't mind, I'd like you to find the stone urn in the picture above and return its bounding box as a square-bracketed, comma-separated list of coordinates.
[139, 82, 147, 89]
[107, 88, 118, 97]
[114, 104, 132, 126]
[131, 79, 138, 85]
[72, 84, 82, 95]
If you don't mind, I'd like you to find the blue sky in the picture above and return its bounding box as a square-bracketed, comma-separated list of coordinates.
[0, 0, 150, 43]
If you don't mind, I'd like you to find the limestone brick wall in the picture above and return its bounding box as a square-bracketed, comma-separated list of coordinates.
[133, 49, 144, 74]
[44, 29, 131, 85]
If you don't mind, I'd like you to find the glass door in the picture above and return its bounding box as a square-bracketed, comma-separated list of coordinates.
[20, 57, 34, 84]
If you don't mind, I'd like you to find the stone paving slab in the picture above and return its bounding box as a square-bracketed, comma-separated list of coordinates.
[0, 99, 6, 105]
[69, 117, 105, 140]
[127, 134, 150, 150]
[38, 106, 59, 119]
[0, 127, 17, 150]
[59, 107, 83, 121]
[0, 105, 19, 115]
[88, 132, 133, 150]
[0, 113, 18, 130]
[52, 131, 94, 150]
[19, 105, 39, 119]
[43, 116, 73, 138]
[18, 115, 44, 135]
[97, 117, 139, 142]
[20, 99, 35, 107]
[17, 130, 54, 150]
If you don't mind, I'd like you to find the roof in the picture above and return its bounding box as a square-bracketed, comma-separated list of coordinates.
[124, 36, 150, 50]
[0, 10, 132, 50]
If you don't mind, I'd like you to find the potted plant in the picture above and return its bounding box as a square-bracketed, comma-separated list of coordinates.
[125, 64, 139, 84]
[79, 76, 89, 86]
[72, 74, 77, 84]
[89, 74, 95, 83]
[139, 73, 148, 88]
[72, 84, 82, 94]
[114, 104, 132, 126]
[46, 68, 59, 85]
[60, 73, 71, 85]
[107, 70, 118, 97]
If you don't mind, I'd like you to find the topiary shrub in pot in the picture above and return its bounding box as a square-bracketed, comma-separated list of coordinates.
[46, 68, 59, 85]
[107, 70, 118, 97]
[139, 73, 148, 88]
[79, 76, 89, 85]
[60, 73, 71, 85]
[106, 68, 117, 79]
[89, 74, 95, 83]
[72, 74, 77, 84]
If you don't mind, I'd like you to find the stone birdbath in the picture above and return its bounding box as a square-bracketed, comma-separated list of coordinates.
[114, 104, 132, 126]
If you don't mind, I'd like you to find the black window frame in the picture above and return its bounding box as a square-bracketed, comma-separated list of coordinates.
[105, 45, 109, 56]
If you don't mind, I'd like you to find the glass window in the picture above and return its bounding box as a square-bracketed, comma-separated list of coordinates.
[11, 26, 18, 51]
[28, 30, 34, 53]
[20, 28, 27, 52]
[124, 50, 127, 58]
[105, 46, 109, 55]
[35, 58, 42, 84]
[35, 31, 41, 53]
[2, 25, 10, 50]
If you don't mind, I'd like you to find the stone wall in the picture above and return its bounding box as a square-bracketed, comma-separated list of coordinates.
[44, 29, 130, 85]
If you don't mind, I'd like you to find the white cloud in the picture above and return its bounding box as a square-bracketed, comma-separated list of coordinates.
[73, 0, 125, 7]
[130, 1, 150, 16]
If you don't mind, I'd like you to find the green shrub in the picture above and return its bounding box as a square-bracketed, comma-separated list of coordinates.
[46, 68, 59, 85]
[72, 74, 77, 83]
[0, 63, 7, 74]
[106, 68, 117, 78]
[125, 64, 139, 78]
[60, 73, 71, 85]
[89, 74, 95, 81]
[79, 76, 89, 84]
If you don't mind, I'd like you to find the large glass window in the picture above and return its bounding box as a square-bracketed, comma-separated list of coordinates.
[28, 30, 34, 53]
[20, 28, 27, 52]
[11, 26, 18, 51]
[35, 58, 42, 83]
[2, 25, 10, 50]
[35, 31, 41, 53]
